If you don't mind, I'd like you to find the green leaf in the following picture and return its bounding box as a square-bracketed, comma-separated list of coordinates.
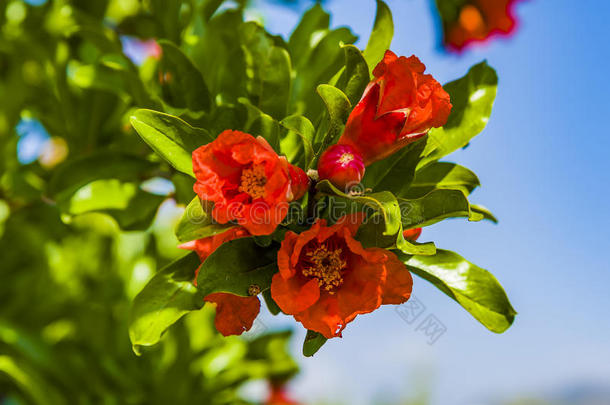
[47, 152, 156, 203]
[363, 0, 393, 71]
[397, 250, 516, 333]
[303, 330, 327, 357]
[240, 98, 281, 152]
[398, 189, 485, 229]
[288, 4, 330, 67]
[240, 22, 292, 119]
[130, 109, 214, 177]
[316, 180, 435, 256]
[158, 40, 212, 111]
[336, 44, 370, 106]
[60, 179, 165, 230]
[470, 204, 498, 223]
[405, 162, 480, 198]
[280, 114, 315, 169]
[175, 197, 234, 243]
[196, 237, 278, 297]
[129, 252, 204, 353]
[363, 138, 427, 194]
[314, 85, 351, 155]
[420, 62, 498, 168]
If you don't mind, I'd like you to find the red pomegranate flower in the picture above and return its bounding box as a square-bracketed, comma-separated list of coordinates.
[337, 50, 452, 165]
[180, 227, 260, 336]
[317, 144, 365, 191]
[193, 130, 309, 235]
[270, 214, 413, 338]
[442, 0, 521, 51]
[265, 382, 300, 405]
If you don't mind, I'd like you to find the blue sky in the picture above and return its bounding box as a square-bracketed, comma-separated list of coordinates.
[250, 0, 610, 403]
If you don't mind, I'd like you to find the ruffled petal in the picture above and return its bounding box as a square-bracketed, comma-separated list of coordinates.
[205, 293, 260, 336]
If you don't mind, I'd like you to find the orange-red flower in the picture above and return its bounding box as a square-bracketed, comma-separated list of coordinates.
[338, 51, 452, 165]
[265, 382, 300, 405]
[403, 227, 422, 241]
[442, 0, 521, 51]
[180, 227, 260, 336]
[270, 214, 413, 338]
[193, 130, 309, 235]
[317, 144, 365, 191]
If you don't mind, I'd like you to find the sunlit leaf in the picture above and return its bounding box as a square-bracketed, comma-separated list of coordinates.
[405, 161, 480, 198]
[363, 0, 393, 71]
[175, 197, 234, 243]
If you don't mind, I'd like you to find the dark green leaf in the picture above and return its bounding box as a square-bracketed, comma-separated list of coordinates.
[175, 197, 234, 243]
[130, 109, 214, 177]
[420, 62, 498, 168]
[363, 0, 393, 71]
[240, 98, 281, 151]
[158, 40, 212, 111]
[47, 152, 155, 203]
[398, 189, 484, 229]
[303, 330, 327, 357]
[405, 162, 480, 198]
[397, 249, 516, 333]
[197, 238, 278, 297]
[129, 252, 204, 353]
[314, 85, 351, 155]
[280, 114, 315, 169]
[336, 44, 370, 106]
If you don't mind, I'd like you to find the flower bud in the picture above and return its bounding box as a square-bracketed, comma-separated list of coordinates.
[317, 144, 365, 191]
[403, 227, 422, 241]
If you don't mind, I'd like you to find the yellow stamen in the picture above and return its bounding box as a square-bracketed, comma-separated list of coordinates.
[302, 245, 347, 293]
[338, 153, 354, 165]
[239, 165, 267, 199]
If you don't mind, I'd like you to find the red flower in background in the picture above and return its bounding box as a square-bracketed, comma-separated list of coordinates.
[271, 214, 412, 339]
[403, 227, 422, 241]
[265, 382, 300, 405]
[193, 130, 309, 235]
[180, 227, 260, 336]
[337, 51, 452, 165]
[441, 0, 522, 51]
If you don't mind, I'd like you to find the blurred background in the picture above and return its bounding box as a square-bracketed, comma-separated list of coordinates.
[1, 0, 609, 404]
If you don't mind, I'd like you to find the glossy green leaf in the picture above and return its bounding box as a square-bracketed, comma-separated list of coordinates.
[240, 98, 281, 152]
[240, 22, 292, 119]
[470, 204, 498, 223]
[197, 237, 278, 297]
[303, 330, 327, 357]
[175, 197, 234, 243]
[47, 152, 156, 203]
[405, 162, 480, 198]
[280, 114, 315, 169]
[363, 138, 427, 193]
[420, 62, 498, 168]
[397, 249, 516, 333]
[130, 109, 214, 177]
[158, 40, 211, 111]
[363, 0, 393, 71]
[316, 180, 435, 255]
[129, 252, 204, 353]
[288, 4, 330, 67]
[336, 44, 370, 106]
[399, 189, 485, 229]
[315, 85, 351, 155]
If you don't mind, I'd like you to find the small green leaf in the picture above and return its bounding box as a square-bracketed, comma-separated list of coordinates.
[420, 62, 498, 168]
[363, 0, 393, 71]
[130, 109, 213, 177]
[405, 162, 480, 198]
[315, 85, 351, 156]
[336, 44, 370, 106]
[303, 330, 327, 357]
[470, 204, 498, 223]
[175, 197, 234, 243]
[158, 40, 212, 111]
[397, 250, 516, 333]
[398, 189, 485, 229]
[197, 238, 278, 297]
[129, 252, 204, 353]
[280, 115, 315, 169]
